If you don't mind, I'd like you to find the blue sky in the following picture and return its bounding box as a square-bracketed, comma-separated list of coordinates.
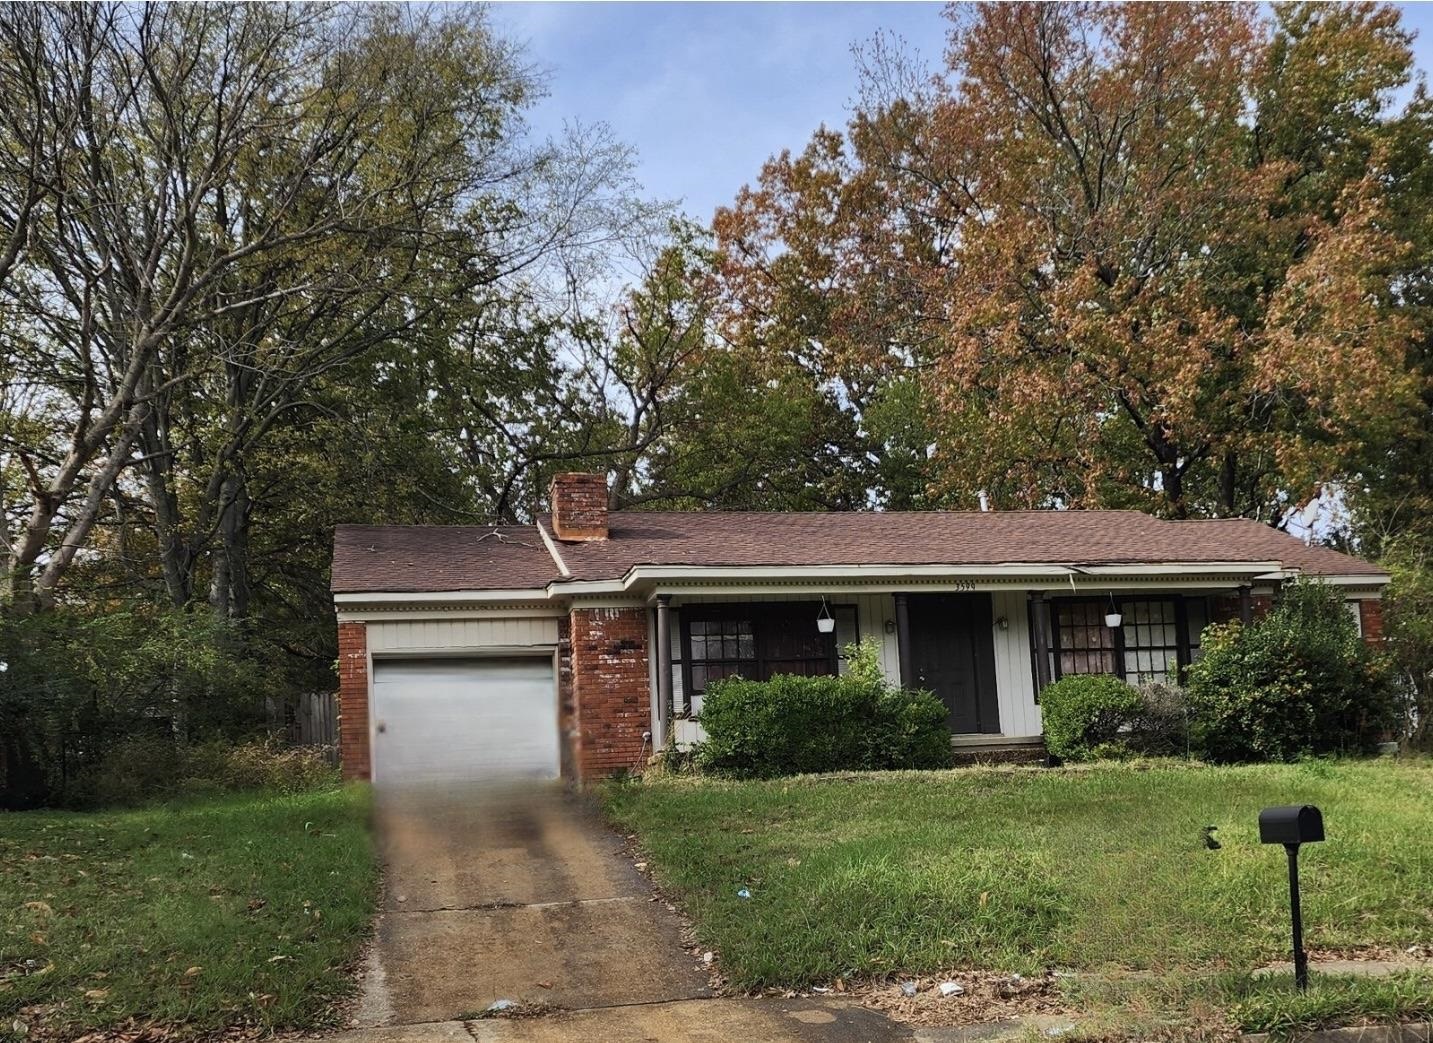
[491, 1, 1433, 224]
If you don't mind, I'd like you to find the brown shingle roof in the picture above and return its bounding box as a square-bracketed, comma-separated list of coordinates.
[331, 512, 1385, 594]
[332, 524, 559, 593]
[546, 511, 1385, 580]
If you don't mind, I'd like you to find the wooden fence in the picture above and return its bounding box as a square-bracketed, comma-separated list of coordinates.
[268, 691, 339, 764]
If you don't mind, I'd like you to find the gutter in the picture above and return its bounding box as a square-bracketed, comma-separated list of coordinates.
[333, 560, 1388, 613]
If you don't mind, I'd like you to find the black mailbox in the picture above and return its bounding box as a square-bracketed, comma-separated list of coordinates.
[1258, 805, 1325, 846]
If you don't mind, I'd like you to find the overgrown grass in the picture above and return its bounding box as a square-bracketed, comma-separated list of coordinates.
[602, 759, 1433, 1034]
[0, 786, 376, 1040]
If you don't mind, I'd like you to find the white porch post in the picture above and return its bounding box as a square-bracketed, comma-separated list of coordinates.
[654, 594, 673, 748]
[1030, 591, 1052, 692]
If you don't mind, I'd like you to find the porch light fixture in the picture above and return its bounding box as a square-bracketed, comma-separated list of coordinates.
[816, 596, 836, 634]
[1103, 592, 1122, 630]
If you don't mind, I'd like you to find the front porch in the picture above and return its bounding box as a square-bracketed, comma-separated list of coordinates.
[651, 579, 1313, 751]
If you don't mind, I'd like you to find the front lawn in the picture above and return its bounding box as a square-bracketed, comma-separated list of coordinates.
[0, 786, 376, 1040]
[602, 759, 1433, 1035]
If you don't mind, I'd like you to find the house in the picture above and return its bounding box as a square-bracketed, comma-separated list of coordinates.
[331, 473, 1388, 787]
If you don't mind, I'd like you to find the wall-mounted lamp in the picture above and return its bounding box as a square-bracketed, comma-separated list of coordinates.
[816, 596, 836, 634]
[884, 619, 896, 635]
[995, 615, 1010, 631]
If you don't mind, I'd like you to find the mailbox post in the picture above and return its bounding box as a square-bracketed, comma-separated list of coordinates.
[1258, 805, 1325, 992]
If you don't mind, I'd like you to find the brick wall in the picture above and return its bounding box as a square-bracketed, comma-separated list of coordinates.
[550, 473, 609, 541]
[337, 621, 371, 781]
[1359, 599, 1385, 647]
[569, 607, 650, 779]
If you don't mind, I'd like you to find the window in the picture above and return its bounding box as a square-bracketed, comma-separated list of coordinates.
[1119, 600, 1180, 684]
[682, 603, 840, 699]
[1051, 596, 1207, 684]
[1055, 601, 1119, 677]
[687, 618, 755, 696]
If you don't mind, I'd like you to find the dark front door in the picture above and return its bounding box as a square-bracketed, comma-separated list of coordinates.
[905, 593, 1000, 734]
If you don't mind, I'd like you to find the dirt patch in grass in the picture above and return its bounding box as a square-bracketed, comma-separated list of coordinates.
[837, 969, 1073, 1028]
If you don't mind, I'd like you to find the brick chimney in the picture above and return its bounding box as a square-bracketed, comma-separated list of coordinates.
[550, 472, 609, 541]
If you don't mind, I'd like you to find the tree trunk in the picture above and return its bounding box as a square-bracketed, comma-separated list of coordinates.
[1218, 450, 1238, 517]
[210, 468, 252, 619]
[140, 408, 193, 608]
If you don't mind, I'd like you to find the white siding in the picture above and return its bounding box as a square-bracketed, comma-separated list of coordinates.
[366, 615, 559, 653]
[989, 590, 1041, 737]
[849, 592, 901, 684]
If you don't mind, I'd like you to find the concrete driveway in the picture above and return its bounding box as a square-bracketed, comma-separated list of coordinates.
[357, 783, 710, 1023]
[347, 783, 924, 1042]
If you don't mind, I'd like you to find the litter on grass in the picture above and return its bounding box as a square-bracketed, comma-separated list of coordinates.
[736, 888, 751, 899]
[486, 999, 516, 1013]
[900, 981, 918, 997]
[938, 981, 964, 997]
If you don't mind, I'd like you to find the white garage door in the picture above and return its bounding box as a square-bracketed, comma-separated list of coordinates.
[371, 657, 559, 787]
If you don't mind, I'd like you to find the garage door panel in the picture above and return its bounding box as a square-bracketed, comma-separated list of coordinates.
[372, 657, 558, 787]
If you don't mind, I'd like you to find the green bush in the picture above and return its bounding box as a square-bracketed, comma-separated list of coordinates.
[694, 642, 951, 778]
[1185, 580, 1399, 762]
[0, 608, 286, 808]
[1040, 674, 1145, 761]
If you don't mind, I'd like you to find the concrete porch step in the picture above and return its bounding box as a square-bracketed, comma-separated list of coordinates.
[950, 735, 1048, 767]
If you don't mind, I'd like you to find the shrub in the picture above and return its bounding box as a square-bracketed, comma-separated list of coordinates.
[0, 607, 284, 808]
[70, 737, 337, 808]
[1185, 580, 1399, 762]
[1131, 682, 1191, 757]
[1039, 674, 1144, 762]
[694, 645, 951, 778]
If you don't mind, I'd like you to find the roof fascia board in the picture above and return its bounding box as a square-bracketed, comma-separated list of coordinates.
[1251, 571, 1390, 586]
[334, 589, 558, 607]
[648, 578, 1283, 600]
[619, 562, 1287, 586]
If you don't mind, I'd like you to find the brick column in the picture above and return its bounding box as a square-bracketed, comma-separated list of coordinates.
[337, 621, 371, 781]
[1359, 599, 1385, 647]
[569, 607, 651, 779]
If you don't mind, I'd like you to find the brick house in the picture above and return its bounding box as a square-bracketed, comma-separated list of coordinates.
[330, 473, 1388, 787]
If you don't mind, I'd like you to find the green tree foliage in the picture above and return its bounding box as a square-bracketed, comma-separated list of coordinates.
[0, 608, 279, 808]
[1186, 581, 1399, 762]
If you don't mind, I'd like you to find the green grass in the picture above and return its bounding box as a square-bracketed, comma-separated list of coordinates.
[601, 759, 1433, 1034]
[0, 786, 377, 1040]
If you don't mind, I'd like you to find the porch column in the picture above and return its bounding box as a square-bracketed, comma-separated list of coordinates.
[655, 594, 673, 749]
[1030, 592, 1052, 692]
[1239, 584, 1254, 625]
[894, 592, 914, 689]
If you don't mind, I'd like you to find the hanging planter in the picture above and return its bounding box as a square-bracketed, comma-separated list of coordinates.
[816, 596, 836, 634]
[1104, 592, 1122, 630]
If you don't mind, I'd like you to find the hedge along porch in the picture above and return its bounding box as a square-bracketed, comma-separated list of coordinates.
[330, 474, 1390, 786]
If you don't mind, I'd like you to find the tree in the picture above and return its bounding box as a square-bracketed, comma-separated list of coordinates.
[712, 2, 1425, 520]
[0, 3, 656, 613]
